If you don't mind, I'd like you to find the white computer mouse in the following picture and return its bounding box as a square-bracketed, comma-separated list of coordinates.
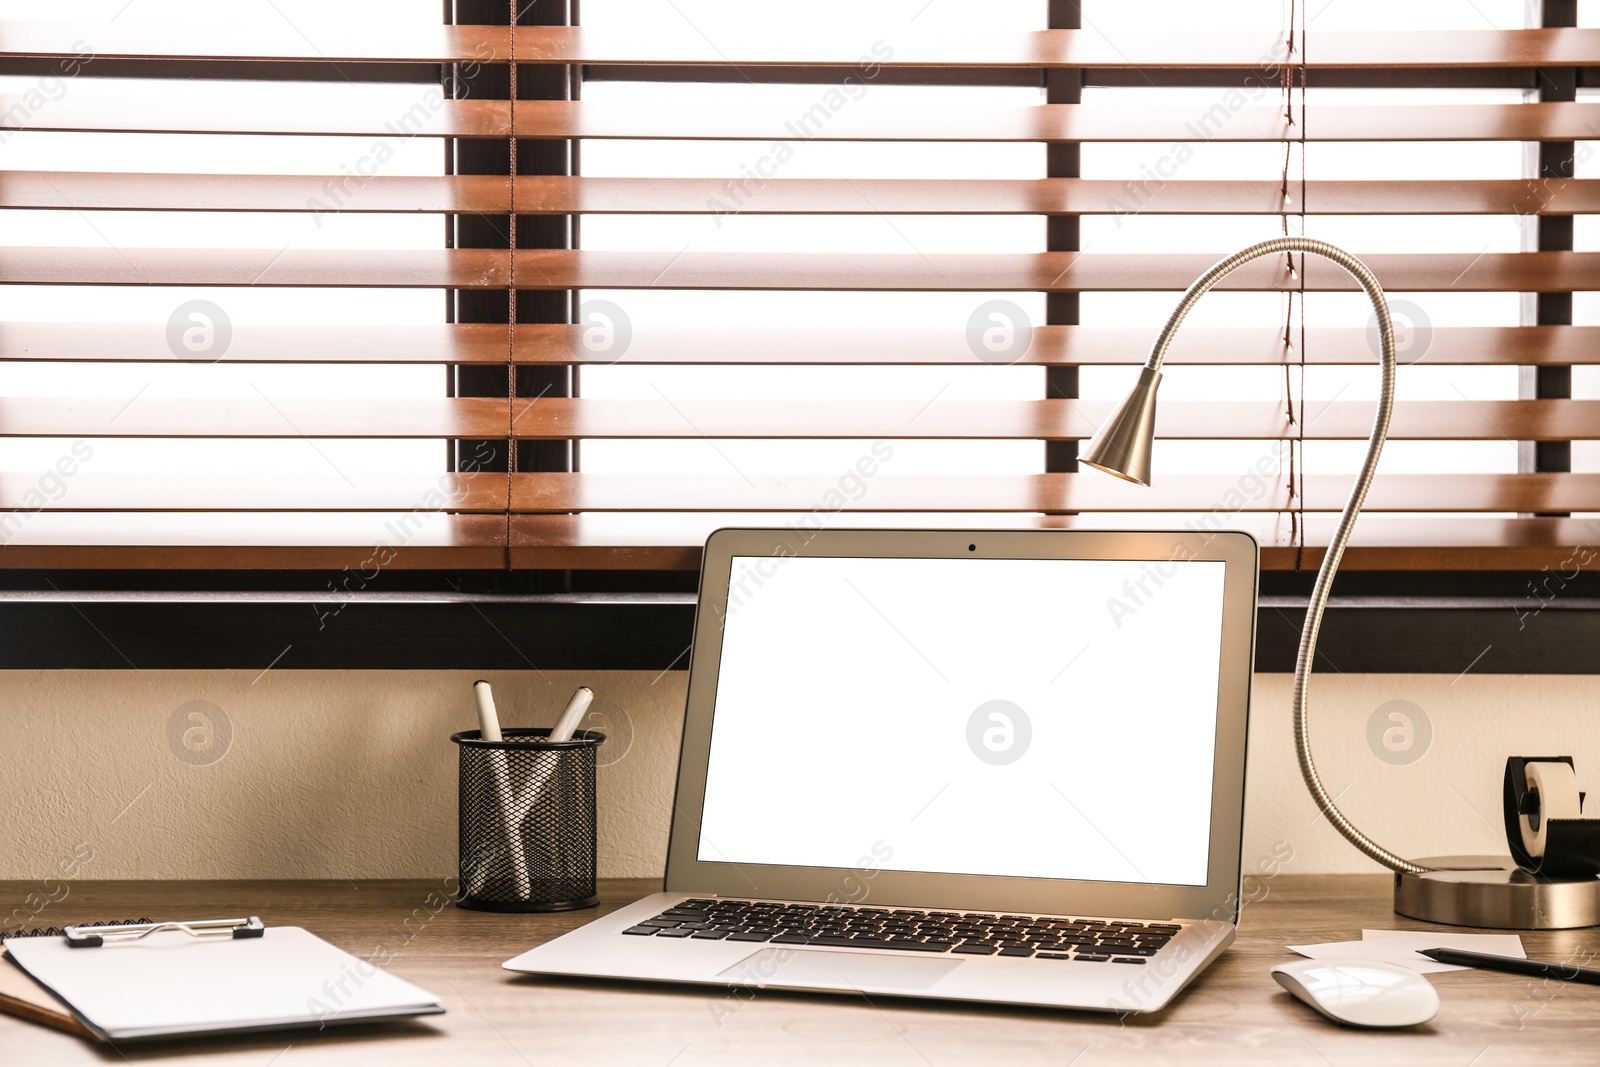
[1271, 958, 1440, 1028]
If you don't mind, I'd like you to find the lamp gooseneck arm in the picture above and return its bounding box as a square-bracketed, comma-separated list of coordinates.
[1145, 237, 1429, 876]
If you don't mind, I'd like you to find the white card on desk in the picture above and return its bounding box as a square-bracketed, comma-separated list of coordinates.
[1287, 930, 1527, 974]
[4, 926, 442, 1041]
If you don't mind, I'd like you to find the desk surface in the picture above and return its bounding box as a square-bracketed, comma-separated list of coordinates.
[1, 876, 1595, 1065]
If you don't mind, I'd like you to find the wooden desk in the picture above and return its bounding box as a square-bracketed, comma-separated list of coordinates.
[1, 876, 1596, 1065]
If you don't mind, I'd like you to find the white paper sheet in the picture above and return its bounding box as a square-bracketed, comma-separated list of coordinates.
[1287, 929, 1527, 974]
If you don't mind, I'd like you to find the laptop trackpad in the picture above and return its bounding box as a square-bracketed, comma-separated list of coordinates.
[720, 948, 961, 992]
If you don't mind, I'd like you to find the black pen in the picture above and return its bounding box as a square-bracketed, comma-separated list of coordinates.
[1420, 947, 1600, 985]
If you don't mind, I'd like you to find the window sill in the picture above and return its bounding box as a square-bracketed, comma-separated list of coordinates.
[0, 586, 1592, 673]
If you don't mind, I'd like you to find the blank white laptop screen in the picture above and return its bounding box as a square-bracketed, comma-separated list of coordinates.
[697, 554, 1228, 887]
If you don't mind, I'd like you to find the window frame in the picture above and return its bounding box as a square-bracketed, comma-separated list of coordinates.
[0, 569, 1595, 673]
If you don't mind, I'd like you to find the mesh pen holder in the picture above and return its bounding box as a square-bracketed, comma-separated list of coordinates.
[452, 727, 604, 912]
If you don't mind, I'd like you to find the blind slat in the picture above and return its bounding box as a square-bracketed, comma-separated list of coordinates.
[0, 513, 508, 570]
[3, 397, 1594, 441]
[10, 173, 1600, 216]
[0, 473, 508, 512]
[5, 248, 1597, 292]
[503, 399, 1600, 442]
[9, 22, 1600, 68]
[0, 514, 1586, 572]
[513, 472, 1600, 514]
[4, 472, 1587, 513]
[12, 98, 1600, 142]
[506, 514, 1600, 573]
[0, 397, 509, 438]
[7, 323, 1599, 366]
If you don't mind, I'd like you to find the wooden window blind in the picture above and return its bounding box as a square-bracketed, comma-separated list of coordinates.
[2, 2, 1598, 574]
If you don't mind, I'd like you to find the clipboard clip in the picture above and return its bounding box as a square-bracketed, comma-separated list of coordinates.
[63, 916, 266, 948]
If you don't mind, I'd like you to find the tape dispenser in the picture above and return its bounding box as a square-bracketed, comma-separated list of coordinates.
[1503, 756, 1600, 880]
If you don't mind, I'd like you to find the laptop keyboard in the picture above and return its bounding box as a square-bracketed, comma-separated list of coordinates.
[622, 899, 1179, 963]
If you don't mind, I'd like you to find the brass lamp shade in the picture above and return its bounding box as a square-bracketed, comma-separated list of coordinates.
[1077, 366, 1162, 486]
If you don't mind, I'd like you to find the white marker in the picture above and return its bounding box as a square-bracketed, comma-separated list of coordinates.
[472, 679, 503, 742]
[514, 686, 596, 879]
[468, 679, 527, 896]
[547, 686, 594, 743]
[507, 686, 597, 837]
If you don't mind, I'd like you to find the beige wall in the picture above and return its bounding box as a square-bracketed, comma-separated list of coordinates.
[1, 669, 1595, 882]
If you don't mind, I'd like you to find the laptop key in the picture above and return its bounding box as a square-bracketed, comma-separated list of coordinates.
[1112, 958, 1147, 965]
[1074, 954, 1112, 962]
[691, 931, 731, 940]
[952, 944, 998, 955]
[997, 947, 1035, 958]
[1036, 952, 1071, 960]
[727, 932, 775, 942]
[623, 926, 659, 936]
[656, 929, 696, 938]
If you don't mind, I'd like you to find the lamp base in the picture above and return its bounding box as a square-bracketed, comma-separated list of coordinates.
[1393, 855, 1600, 929]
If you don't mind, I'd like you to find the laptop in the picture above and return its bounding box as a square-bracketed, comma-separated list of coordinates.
[505, 527, 1257, 1014]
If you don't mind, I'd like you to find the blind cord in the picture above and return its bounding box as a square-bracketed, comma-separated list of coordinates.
[1280, 4, 1299, 552]
[1279, 2, 1310, 569]
[505, 0, 518, 572]
[1295, 1, 1308, 571]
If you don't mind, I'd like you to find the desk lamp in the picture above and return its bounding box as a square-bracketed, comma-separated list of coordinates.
[1080, 236, 1600, 928]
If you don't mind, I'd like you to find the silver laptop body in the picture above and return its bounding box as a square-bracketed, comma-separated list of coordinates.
[505, 527, 1257, 1014]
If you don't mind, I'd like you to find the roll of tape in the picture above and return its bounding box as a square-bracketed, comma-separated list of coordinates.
[1520, 760, 1583, 858]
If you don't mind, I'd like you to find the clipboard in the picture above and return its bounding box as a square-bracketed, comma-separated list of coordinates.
[0, 946, 94, 1038]
[1, 918, 149, 1037]
[4, 917, 443, 1041]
